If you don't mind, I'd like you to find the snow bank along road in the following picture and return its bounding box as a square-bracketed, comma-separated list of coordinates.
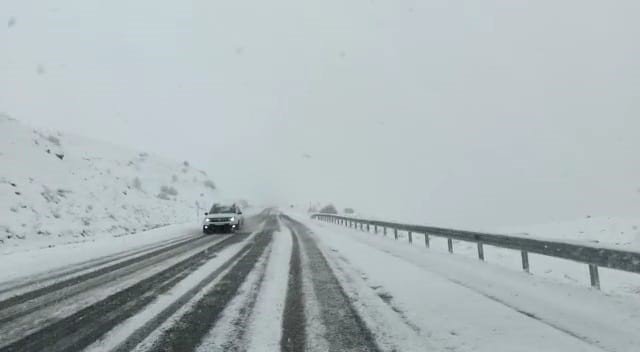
[0, 210, 638, 352]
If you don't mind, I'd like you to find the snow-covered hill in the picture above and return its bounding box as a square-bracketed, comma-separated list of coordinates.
[0, 114, 218, 252]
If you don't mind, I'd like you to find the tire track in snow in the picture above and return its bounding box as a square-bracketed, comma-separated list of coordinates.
[104, 233, 259, 352]
[0, 233, 197, 298]
[0, 233, 207, 319]
[283, 216, 381, 352]
[245, 219, 293, 352]
[0, 233, 248, 352]
[0, 236, 232, 347]
[280, 225, 305, 352]
[194, 238, 272, 352]
[143, 218, 277, 352]
[317, 246, 435, 351]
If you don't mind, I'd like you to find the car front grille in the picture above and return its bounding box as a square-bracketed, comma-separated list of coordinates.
[209, 217, 231, 222]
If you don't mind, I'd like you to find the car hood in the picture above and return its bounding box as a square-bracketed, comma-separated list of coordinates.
[206, 213, 237, 219]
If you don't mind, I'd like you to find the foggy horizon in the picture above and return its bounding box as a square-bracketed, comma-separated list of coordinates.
[3, 0, 640, 229]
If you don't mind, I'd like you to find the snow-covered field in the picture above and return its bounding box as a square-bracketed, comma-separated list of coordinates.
[330, 209, 640, 252]
[0, 114, 219, 253]
[496, 216, 640, 251]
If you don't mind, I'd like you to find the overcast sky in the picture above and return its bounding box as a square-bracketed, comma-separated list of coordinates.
[2, 0, 640, 229]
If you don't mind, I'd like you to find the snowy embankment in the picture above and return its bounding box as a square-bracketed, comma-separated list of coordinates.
[295, 214, 640, 352]
[316, 211, 640, 295]
[0, 114, 218, 253]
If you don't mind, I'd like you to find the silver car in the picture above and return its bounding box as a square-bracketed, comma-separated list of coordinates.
[202, 204, 244, 234]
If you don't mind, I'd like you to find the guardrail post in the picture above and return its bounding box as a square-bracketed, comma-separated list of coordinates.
[366, 223, 370, 232]
[589, 264, 601, 290]
[521, 251, 530, 273]
[424, 233, 430, 248]
[383, 227, 387, 236]
[477, 242, 485, 261]
[360, 222, 363, 231]
[394, 229, 398, 240]
[408, 231, 413, 244]
[447, 238, 453, 253]
[374, 225, 378, 234]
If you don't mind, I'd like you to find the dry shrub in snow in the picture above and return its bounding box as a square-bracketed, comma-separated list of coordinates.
[46, 135, 61, 146]
[157, 185, 178, 200]
[319, 204, 338, 214]
[132, 177, 143, 190]
[41, 186, 61, 204]
[160, 185, 178, 195]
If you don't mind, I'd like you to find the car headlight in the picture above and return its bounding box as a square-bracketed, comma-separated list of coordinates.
[205, 218, 211, 222]
[230, 217, 235, 222]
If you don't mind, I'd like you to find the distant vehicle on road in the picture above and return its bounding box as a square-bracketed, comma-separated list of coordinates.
[203, 204, 244, 234]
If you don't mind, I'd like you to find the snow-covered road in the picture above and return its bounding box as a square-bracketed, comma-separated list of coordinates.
[0, 209, 638, 352]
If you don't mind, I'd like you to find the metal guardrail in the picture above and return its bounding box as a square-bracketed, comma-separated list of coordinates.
[312, 214, 640, 290]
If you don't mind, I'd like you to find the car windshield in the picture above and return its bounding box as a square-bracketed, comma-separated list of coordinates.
[209, 206, 235, 214]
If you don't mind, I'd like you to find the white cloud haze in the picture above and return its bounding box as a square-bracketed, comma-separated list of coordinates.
[2, 0, 640, 228]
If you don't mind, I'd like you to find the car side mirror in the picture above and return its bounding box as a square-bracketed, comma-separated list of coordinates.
[204, 212, 208, 216]
[238, 211, 243, 215]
